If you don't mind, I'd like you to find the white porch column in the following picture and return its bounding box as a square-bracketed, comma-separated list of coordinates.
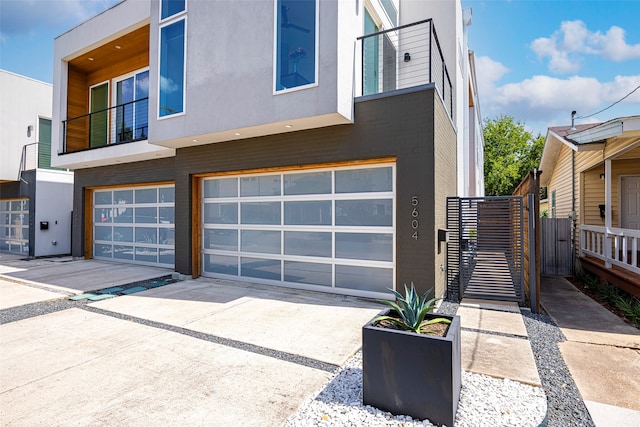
[605, 159, 612, 268]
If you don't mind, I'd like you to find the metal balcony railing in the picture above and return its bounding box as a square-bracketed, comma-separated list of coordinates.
[357, 19, 454, 119]
[62, 97, 148, 154]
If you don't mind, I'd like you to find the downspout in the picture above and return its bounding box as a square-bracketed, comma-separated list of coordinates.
[571, 150, 576, 274]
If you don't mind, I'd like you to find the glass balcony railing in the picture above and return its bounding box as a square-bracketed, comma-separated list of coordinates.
[62, 97, 149, 154]
[357, 19, 454, 119]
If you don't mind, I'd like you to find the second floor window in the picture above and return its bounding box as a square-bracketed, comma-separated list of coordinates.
[161, 0, 185, 21]
[159, 18, 185, 117]
[275, 0, 317, 92]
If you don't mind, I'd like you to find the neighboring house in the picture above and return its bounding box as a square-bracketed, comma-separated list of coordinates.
[539, 116, 640, 296]
[0, 70, 74, 257]
[51, 0, 483, 299]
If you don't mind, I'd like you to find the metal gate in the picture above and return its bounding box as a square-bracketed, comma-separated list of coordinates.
[541, 218, 573, 275]
[446, 197, 524, 302]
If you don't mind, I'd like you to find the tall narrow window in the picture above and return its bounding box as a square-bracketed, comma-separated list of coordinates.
[37, 118, 52, 169]
[275, 0, 317, 91]
[159, 19, 185, 117]
[161, 0, 185, 20]
[115, 70, 149, 141]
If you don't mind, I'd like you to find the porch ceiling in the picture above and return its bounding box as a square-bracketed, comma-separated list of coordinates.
[67, 25, 149, 75]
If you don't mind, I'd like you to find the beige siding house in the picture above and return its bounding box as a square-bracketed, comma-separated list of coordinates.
[540, 116, 640, 296]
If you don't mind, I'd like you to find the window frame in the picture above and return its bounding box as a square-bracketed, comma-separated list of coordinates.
[157, 10, 187, 120]
[272, 0, 320, 95]
[112, 67, 150, 143]
[159, 0, 187, 23]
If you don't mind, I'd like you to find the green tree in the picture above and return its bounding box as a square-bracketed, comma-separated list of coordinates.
[483, 115, 545, 196]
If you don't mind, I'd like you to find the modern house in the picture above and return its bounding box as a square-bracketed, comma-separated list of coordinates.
[539, 116, 640, 296]
[51, 0, 483, 299]
[0, 70, 74, 257]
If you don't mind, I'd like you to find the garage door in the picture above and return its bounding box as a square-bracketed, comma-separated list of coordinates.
[93, 185, 175, 267]
[201, 164, 395, 297]
[0, 199, 29, 255]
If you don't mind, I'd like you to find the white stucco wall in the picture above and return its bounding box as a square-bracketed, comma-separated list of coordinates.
[0, 70, 52, 181]
[147, 0, 359, 148]
[34, 169, 74, 256]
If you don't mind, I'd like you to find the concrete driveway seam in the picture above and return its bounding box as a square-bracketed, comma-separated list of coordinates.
[0, 275, 74, 296]
[461, 326, 530, 341]
[82, 305, 341, 373]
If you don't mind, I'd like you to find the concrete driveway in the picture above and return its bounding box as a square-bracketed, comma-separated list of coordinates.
[0, 256, 383, 426]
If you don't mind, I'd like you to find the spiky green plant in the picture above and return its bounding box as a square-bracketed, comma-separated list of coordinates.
[374, 283, 451, 334]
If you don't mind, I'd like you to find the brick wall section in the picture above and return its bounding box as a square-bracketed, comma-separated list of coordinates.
[433, 98, 457, 298]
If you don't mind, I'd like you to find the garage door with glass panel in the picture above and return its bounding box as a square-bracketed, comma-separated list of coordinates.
[202, 164, 395, 297]
[0, 199, 29, 255]
[93, 185, 175, 267]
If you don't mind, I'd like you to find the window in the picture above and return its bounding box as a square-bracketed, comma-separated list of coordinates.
[37, 117, 52, 169]
[161, 0, 185, 20]
[159, 1, 186, 118]
[114, 70, 149, 141]
[275, 0, 317, 92]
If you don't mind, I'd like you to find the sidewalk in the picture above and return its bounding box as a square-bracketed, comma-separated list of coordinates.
[541, 276, 640, 427]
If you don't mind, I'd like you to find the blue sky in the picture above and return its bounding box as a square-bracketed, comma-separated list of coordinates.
[1, 0, 639, 136]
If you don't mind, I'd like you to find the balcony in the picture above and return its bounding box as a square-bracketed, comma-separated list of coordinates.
[357, 19, 454, 118]
[62, 98, 149, 154]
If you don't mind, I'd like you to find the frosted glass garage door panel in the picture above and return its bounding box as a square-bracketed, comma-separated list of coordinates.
[135, 188, 157, 203]
[241, 257, 281, 280]
[204, 255, 238, 275]
[241, 202, 281, 225]
[94, 226, 112, 241]
[284, 201, 331, 225]
[136, 228, 157, 244]
[94, 244, 112, 258]
[204, 203, 238, 224]
[335, 233, 392, 261]
[113, 227, 133, 242]
[241, 230, 281, 254]
[159, 229, 174, 245]
[284, 231, 331, 257]
[284, 171, 331, 195]
[335, 265, 393, 292]
[95, 191, 112, 205]
[204, 178, 238, 198]
[114, 245, 134, 260]
[136, 207, 157, 223]
[159, 249, 174, 265]
[335, 200, 392, 226]
[335, 167, 392, 193]
[241, 175, 281, 197]
[114, 190, 133, 204]
[159, 207, 174, 224]
[203, 229, 238, 251]
[135, 247, 157, 263]
[284, 261, 332, 286]
[159, 187, 175, 203]
[113, 207, 133, 223]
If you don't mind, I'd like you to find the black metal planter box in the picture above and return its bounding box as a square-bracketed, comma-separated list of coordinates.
[362, 309, 461, 427]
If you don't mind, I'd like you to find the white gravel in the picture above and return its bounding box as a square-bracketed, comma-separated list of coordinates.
[284, 350, 547, 427]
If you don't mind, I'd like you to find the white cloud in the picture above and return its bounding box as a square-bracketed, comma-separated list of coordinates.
[531, 20, 640, 74]
[0, 0, 120, 41]
[474, 55, 510, 101]
[481, 75, 640, 124]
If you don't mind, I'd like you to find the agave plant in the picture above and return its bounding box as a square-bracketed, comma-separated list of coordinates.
[374, 283, 451, 334]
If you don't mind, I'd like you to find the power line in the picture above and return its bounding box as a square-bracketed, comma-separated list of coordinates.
[576, 84, 640, 119]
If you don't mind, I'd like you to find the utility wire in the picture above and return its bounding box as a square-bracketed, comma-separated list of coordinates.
[576, 84, 640, 119]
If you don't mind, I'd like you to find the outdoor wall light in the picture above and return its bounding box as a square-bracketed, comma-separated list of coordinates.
[600, 173, 605, 180]
[404, 52, 411, 62]
[599, 204, 606, 219]
[27, 125, 33, 137]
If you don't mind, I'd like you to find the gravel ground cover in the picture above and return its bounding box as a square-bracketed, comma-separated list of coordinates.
[522, 310, 594, 427]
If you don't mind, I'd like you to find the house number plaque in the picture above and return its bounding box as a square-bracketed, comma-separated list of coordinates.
[411, 196, 419, 240]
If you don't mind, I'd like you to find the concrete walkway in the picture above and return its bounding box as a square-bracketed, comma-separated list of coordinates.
[455, 298, 541, 387]
[0, 255, 383, 426]
[541, 276, 640, 427]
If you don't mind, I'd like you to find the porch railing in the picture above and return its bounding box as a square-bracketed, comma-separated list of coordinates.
[18, 143, 39, 177]
[62, 97, 148, 154]
[357, 19, 454, 119]
[580, 224, 640, 274]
